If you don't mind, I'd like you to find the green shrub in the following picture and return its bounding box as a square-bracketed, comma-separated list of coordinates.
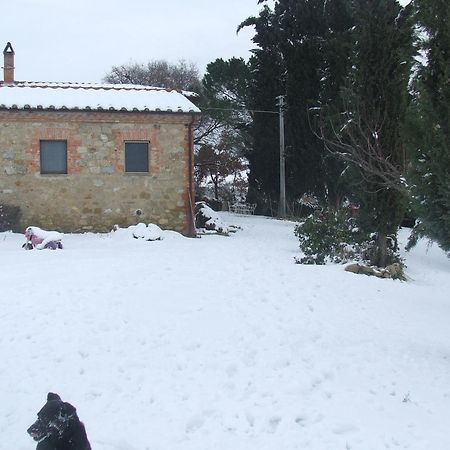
[294, 208, 365, 264]
[294, 207, 403, 266]
[0, 204, 21, 232]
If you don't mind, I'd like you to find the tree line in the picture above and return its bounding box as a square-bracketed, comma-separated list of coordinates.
[104, 0, 449, 265]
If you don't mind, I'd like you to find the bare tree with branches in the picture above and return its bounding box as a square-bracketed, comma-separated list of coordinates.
[103, 60, 202, 93]
[317, 102, 407, 195]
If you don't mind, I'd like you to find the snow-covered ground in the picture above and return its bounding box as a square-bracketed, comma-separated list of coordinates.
[1, 213, 449, 450]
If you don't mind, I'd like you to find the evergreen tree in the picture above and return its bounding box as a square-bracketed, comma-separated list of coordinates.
[276, 0, 354, 207]
[407, 0, 450, 253]
[198, 58, 252, 149]
[239, 5, 285, 213]
[240, 0, 354, 214]
[331, 0, 414, 266]
[203, 58, 250, 110]
[316, 0, 355, 208]
[195, 58, 253, 204]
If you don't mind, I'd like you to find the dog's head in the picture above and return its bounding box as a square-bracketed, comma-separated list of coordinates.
[27, 393, 78, 443]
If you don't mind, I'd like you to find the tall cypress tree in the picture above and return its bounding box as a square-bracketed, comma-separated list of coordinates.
[276, 0, 328, 201]
[407, 0, 450, 252]
[240, 0, 354, 213]
[333, 0, 414, 266]
[239, 5, 284, 213]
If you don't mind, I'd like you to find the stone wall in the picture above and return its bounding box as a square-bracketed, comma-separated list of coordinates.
[0, 110, 197, 235]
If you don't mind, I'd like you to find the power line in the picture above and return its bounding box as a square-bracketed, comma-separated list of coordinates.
[203, 102, 286, 219]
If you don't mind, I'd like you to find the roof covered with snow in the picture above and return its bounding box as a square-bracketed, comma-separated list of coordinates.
[0, 81, 201, 114]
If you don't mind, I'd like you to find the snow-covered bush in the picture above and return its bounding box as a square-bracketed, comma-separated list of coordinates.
[294, 207, 402, 266]
[132, 223, 163, 241]
[195, 202, 229, 234]
[111, 223, 164, 241]
[294, 208, 365, 264]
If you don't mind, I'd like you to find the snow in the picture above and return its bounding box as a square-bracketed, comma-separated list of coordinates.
[1, 213, 449, 450]
[0, 83, 200, 113]
[113, 223, 164, 241]
[11, 82, 197, 97]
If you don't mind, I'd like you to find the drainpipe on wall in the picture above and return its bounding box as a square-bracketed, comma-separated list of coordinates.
[187, 113, 197, 237]
[3, 42, 15, 84]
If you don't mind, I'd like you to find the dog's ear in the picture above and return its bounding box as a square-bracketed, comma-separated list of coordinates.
[61, 402, 76, 418]
[47, 392, 62, 402]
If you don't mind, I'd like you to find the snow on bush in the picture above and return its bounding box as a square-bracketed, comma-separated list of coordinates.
[294, 207, 402, 268]
[132, 223, 163, 241]
[294, 208, 365, 264]
[195, 202, 229, 234]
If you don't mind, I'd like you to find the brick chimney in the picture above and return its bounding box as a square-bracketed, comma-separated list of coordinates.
[3, 42, 15, 84]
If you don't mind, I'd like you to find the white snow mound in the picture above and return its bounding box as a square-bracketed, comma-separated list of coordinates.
[111, 223, 164, 241]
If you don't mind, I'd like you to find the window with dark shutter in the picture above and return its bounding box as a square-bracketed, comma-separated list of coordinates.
[125, 142, 149, 172]
[40, 140, 68, 174]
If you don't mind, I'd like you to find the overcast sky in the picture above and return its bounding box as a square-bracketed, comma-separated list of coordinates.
[3, 0, 411, 85]
[2, 0, 273, 83]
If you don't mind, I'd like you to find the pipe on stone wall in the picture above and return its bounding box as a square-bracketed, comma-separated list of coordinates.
[187, 113, 197, 237]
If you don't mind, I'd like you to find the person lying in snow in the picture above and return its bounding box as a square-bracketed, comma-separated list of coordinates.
[23, 226, 63, 250]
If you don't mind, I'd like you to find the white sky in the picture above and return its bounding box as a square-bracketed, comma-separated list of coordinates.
[2, 0, 411, 85]
[2, 0, 273, 83]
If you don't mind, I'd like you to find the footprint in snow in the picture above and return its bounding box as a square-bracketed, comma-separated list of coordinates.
[225, 364, 238, 377]
[78, 351, 89, 359]
[246, 411, 255, 427]
[267, 416, 282, 433]
[295, 416, 307, 427]
[185, 415, 205, 433]
[332, 423, 359, 435]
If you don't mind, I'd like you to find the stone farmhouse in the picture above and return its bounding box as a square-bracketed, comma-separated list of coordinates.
[0, 43, 201, 236]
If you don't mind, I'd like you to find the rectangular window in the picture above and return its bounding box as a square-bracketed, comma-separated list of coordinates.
[40, 140, 67, 174]
[125, 142, 149, 172]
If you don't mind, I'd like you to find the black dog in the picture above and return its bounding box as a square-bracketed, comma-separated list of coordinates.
[27, 393, 91, 450]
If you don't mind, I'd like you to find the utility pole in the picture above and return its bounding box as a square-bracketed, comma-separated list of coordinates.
[276, 95, 286, 218]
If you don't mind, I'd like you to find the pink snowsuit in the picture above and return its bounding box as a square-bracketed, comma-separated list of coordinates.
[24, 227, 63, 250]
